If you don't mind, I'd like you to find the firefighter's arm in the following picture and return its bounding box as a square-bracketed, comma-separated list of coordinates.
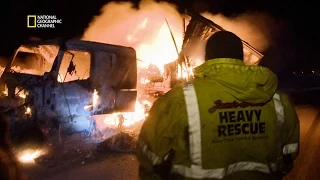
[281, 95, 300, 172]
[136, 85, 185, 180]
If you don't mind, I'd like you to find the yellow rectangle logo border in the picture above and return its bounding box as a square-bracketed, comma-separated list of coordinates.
[27, 15, 36, 28]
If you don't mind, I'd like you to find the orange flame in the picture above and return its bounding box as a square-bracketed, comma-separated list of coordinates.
[82, 1, 185, 132]
[82, 1, 183, 72]
[1, 85, 28, 99]
[92, 89, 99, 108]
[25, 107, 31, 115]
[102, 101, 150, 127]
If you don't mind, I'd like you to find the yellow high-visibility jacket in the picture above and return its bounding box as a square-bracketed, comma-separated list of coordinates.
[136, 58, 300, 180]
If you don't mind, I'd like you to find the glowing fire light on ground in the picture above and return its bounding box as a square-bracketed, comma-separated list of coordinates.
[17, 149, 45, 164]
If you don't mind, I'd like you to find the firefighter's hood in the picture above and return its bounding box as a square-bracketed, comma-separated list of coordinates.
[193, 58, 278, 103]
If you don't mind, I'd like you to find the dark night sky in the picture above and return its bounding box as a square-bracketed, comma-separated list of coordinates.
[1, 0, 319, 74]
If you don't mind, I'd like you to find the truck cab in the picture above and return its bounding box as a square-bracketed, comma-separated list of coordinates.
[0, 39, 137, 136]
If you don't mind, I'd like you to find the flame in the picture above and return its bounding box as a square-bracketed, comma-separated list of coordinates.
[84, 89, 99, 110]
[82, 1, 186, 134]
[140, 78, 151, 84]
[177, 64, 194, 80]
[17, 149, 44, 164]
[82, 0, 183, 73]
[1, 85, 28, 99]
[84, 105, 92, 110]
[93, 100, 152, 132]
[57, 74, 63, 83]
[17, 88, 28, 99]
[19, 94, 26, 99]
[102, 101, 150, 127]
[25, 107, 31, 115]
[93, 89, 99, 108]
[134, 22, 181, 72]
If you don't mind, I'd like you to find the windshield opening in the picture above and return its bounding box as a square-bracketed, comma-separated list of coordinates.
[10, 44, 59, 76]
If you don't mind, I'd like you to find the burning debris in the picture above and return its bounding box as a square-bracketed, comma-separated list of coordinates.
[97, 132, 137, 153]
[12, 125, 49, 164]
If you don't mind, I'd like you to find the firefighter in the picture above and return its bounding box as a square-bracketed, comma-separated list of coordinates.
[136, 31, 300, 180]
[117, 114, 126, 130]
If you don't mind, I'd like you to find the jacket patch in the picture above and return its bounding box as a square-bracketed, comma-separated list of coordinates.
[208, 100, 266, 114]
[217, 110, 266, 137]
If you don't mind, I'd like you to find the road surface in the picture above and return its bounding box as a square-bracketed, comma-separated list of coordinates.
[284, 105, 320, 180]
[22, 105, 320, 180]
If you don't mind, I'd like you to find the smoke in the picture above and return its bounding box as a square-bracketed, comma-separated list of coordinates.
[81, 0, 184, 68]
[81, 0, 290, 74]
[82, 0, 283, 59]
[202, 12, 281, 53]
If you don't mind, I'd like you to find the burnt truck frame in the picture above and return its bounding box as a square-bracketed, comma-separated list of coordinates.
[164, 12, 264, 87]
[0, 39, 137, 136]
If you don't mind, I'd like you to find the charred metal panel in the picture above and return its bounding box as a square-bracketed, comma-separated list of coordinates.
[90, 47, 137, 114]
[56, 116, 95, 134]
[0, 98, 25, 109]
[37, 80, 92, 119]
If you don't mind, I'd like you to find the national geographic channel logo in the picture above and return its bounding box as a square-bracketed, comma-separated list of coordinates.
[27, 15, 62, 28]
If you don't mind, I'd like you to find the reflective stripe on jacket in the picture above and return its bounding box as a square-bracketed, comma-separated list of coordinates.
[136, 58, 300, 180]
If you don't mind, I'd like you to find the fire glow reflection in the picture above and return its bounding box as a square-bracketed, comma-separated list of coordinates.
[17, 149, 45, 164]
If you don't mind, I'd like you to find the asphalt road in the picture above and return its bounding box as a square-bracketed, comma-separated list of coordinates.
[284, 106, 320, 180]
[22, 105, 320, 180]
[44, 153, 139, 180]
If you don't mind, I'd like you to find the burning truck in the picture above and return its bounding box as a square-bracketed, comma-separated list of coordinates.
[0, 12, 263, 153]
[0, 39, 138, 142]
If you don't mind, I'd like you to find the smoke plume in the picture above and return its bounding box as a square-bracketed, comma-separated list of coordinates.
[202, 12, 281, 53]
[82, 0, 184, 68]
[82, 0, 287, 70]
